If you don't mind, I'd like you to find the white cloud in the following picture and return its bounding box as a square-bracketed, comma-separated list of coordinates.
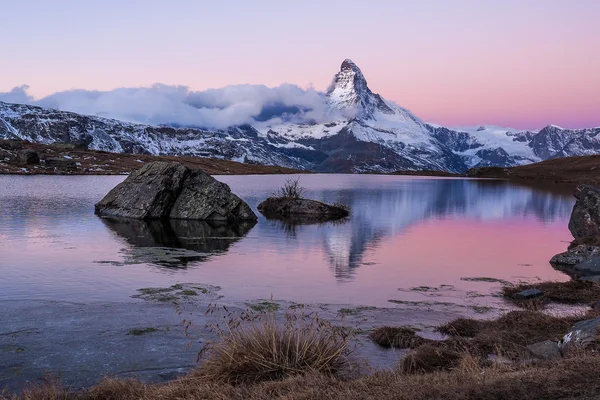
[0, 85, 34, 104]
[0, 83, 351, 129]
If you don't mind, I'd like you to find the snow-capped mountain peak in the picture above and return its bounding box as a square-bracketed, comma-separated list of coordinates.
[326, 59, 394, 119]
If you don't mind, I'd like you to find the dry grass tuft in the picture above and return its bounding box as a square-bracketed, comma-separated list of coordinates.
[399, 345, 463, 374]
[369, 326, 432, 349]
[437, 318, 482, 337]
[194, 312, 352, 384]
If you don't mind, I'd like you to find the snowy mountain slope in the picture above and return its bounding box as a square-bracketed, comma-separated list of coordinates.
[1, 59, 600, 173]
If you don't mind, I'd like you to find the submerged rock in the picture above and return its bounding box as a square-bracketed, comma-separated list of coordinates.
[94, 161, 257, 221]
[512, 289, 544, 300]
[257, 197, 349, 222]
[569, 185, 600, 242]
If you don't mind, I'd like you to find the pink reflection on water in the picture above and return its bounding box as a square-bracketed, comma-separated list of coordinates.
[176, 216, 572, 308]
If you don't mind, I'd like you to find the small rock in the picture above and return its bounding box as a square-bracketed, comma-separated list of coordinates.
[512, 289, 544, 300]
[527, 340, 561, 360]
[18, 149, 40, 165]
[257, 197, 349, 222]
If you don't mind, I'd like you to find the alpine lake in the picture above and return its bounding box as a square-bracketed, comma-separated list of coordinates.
[0, 174, 577, 391]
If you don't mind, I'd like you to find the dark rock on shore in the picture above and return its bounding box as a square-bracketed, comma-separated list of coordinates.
[551, 245, 600, 266]
[95, 161, 257, 221]
[527, 340, 561, 360]
[257, 197, 349, 222]
[560, 316, 600, 352]
[568, 185, 600, 241]
[18, 149, 40, 165]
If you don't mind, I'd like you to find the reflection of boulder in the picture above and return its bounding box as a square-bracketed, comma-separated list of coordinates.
[101, 218, 256, 268]
[95, 162, 257, 221]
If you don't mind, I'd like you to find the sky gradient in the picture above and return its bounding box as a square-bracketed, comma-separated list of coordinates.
[1, 0, 599, 129]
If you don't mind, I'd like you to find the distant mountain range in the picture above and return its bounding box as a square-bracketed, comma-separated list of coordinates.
[1, 59, 599, 173]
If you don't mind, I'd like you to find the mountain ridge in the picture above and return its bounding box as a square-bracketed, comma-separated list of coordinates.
[2, 59, 600, 173]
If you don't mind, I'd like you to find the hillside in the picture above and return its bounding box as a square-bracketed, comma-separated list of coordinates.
[0, 140, 302, 175]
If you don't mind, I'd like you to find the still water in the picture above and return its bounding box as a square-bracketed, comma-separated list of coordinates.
[0, 174, 575, 308]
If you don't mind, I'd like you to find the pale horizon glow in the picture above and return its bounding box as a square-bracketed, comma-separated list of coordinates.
[1, 0, 599, 130]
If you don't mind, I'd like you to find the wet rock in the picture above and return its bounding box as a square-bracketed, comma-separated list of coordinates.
[527, 340, 561, 360]
[569, 185, 600, 242]
[551, 245, 600, 266]
[580, 275, 600, 283]
[257, 197, 349, 222]
[590, 300, 600, 310]
[572, 257, 600, 275]
[45, 157, 77, 169]
[18, 149, 40, 165]
[560, 316, 600, 352]
[95, 161, 257, 221]
[512, 289, 544, 300]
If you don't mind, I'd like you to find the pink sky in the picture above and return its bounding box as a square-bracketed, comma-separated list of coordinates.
[1, 0, 599, 129]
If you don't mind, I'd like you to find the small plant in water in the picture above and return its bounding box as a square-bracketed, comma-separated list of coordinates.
[275, 177, 305, 199]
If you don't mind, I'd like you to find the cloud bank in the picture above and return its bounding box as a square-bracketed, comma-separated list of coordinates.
[0, 83, 354, 130]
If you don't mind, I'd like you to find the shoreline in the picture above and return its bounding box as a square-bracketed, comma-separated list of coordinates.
[0, 294, 478, 393]
[3, 140, 600, 185]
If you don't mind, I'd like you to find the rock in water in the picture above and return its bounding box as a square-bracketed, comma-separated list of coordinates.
[569, 185, 600, 242]
[94, 162, 257, 221]
[257, 197, 349, 222]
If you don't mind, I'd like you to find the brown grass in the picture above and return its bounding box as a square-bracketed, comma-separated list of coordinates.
[503, 280, 600, 308]
[9, 356, 600, 400]
[437, 318, 482, 337]
[369, 326, 432, 349]
[194, 313, 352, 384]
[9, 309, 600, 400]
[399, 345, 463, 374]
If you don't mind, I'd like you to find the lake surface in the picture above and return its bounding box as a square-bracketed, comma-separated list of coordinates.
[0, 174, 575, 309]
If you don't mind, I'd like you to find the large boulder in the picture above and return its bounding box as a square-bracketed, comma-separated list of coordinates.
[95, 162, 257, 221]
[257, 197, 349, 222]
[568, 185, 600, 242]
